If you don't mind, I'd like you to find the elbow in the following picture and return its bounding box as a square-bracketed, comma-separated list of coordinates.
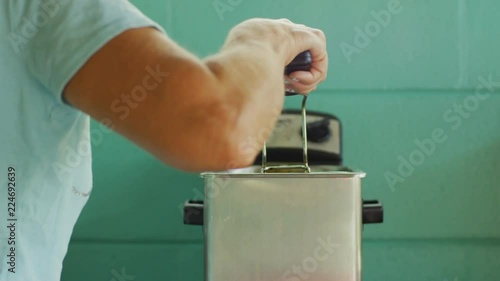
[196, 62, 262, 171]
[168, 111, 258, 172]
[220, 134, 260, 171]
[205, 100, 260, 171]
[153, 59, 265, 172]
[155, 79, 259, 172]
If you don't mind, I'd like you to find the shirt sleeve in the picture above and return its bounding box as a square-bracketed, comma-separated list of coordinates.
[8, 0, 166, 103]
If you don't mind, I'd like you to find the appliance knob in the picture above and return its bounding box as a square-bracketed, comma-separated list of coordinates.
[184, 200, 204, 225]
[303, 118, 331, 143]
[362, 200, 384, 224]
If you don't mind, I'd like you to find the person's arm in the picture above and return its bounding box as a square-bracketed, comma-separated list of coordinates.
[64, 18, 327, 172]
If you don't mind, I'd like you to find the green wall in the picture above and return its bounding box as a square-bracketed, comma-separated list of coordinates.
[62, 0, 500, 280]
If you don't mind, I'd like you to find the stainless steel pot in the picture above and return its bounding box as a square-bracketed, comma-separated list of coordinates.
[182, 52, 383, 281]
[201, 166, 365, 281]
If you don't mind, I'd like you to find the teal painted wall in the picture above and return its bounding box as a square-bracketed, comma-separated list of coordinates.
[62, 0, 500, 280]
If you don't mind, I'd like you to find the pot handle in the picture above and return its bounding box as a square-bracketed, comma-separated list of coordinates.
[184, 199, 384, 226]
[362, 200, 384, 224]
[262, 51, 313, 173]
[285, 51, 312, 96]
[183, 200, 204, 226]
[261, 95, 310, 173]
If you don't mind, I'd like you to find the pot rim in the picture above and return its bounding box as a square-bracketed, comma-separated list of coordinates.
[200, 165, 366, 178]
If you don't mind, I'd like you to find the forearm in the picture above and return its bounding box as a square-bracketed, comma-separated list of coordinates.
[203, 40, 289, 158]
[66, 19, 327, 172]
[150, 43, 287, 170]
[66, 28, 286, 171]
[154, 39, 288, 170]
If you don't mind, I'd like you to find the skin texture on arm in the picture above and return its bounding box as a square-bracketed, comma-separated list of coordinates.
[64, 19, 327, 172]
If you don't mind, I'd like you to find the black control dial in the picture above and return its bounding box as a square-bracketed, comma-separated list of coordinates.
[302, 118, 331, 143]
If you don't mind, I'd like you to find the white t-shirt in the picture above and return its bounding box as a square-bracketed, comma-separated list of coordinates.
[0, 1, 163, 280]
